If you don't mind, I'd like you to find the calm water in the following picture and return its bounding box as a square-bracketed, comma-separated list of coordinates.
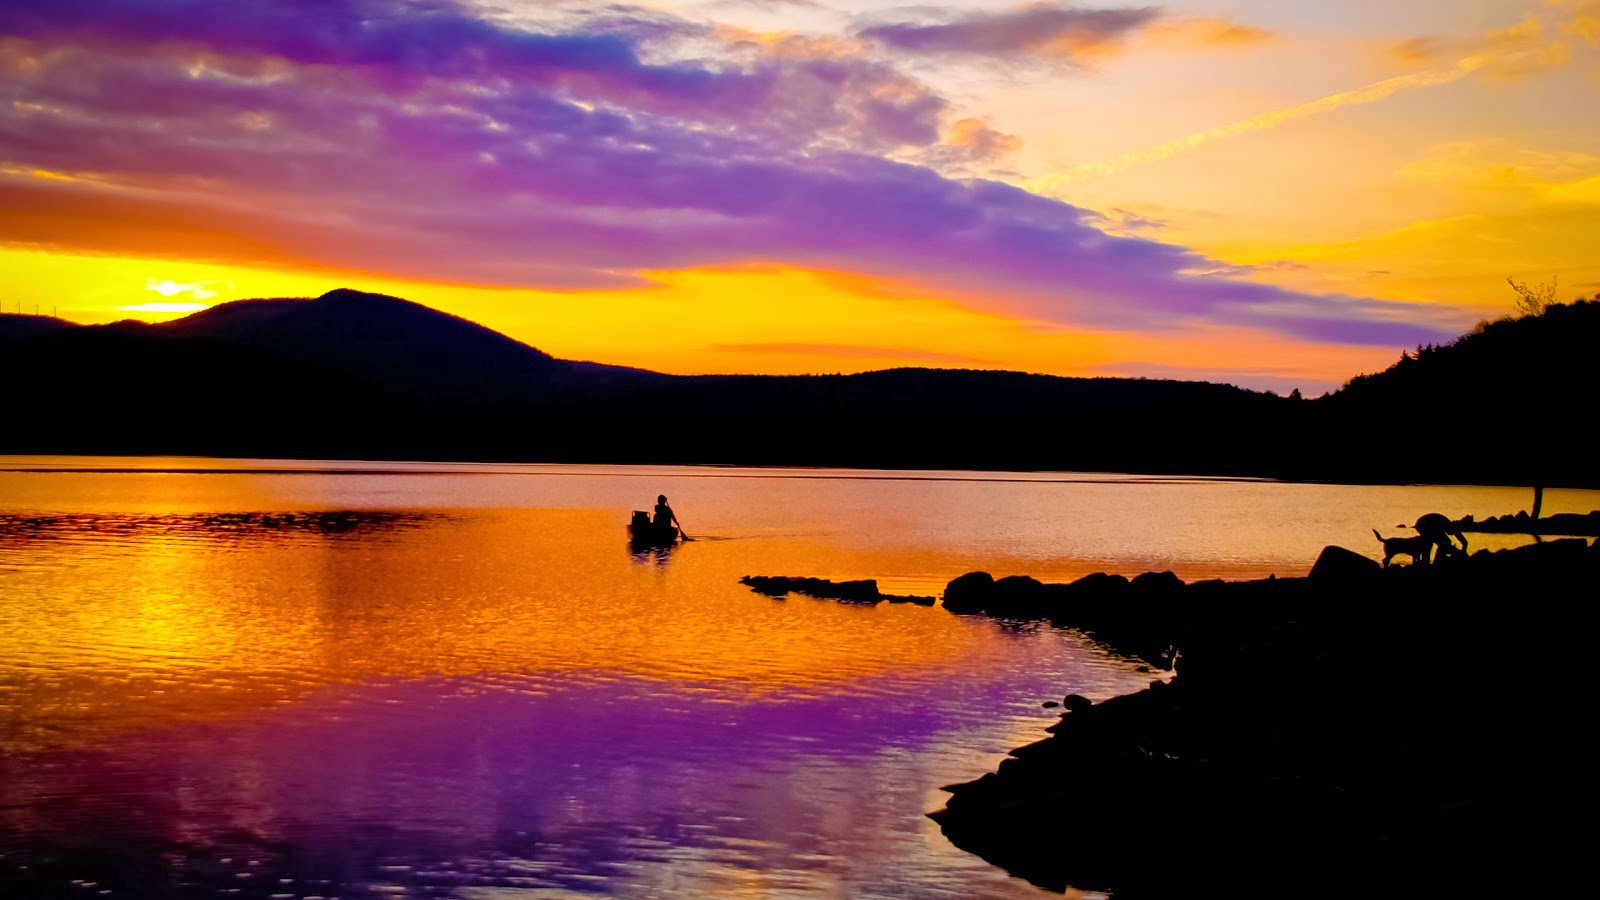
[2, 457, 1593, 899]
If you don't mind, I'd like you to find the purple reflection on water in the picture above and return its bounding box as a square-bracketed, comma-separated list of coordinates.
[3, 659, 1134, 897]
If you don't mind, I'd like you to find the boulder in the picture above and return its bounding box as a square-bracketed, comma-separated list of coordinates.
[1130, 571, 1185, 594]
[1308, 545, 1381, 580]
[993, 574, 1050, 595]
[1067, 572, 1131, 597]
[943, 571, 996, 611]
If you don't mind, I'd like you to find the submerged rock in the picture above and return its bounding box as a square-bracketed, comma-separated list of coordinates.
[883, 592, 937, 606]
[739, 575, 881, 603]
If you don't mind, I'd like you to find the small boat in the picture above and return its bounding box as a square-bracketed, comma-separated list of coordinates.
[628, 510, 680, 547]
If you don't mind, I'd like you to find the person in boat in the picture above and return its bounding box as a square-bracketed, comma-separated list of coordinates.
[653, 495, 680, 532]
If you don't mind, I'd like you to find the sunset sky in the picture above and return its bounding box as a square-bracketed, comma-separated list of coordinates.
[3, 0, 1597, 392]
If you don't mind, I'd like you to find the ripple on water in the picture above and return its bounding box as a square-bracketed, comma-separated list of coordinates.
[8, 464, 1574, 898]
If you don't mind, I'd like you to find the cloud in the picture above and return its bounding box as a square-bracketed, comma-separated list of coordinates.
[1081, 207, 1167, 235]
[119, 301, 211, 313]
[1028, 63, 1483, 188]
[0, 0, 1457, 347]
[1031, 7, 1597, 189]
[1388, 13, 1580, 78]
[1155, 17, 1273, 47]
[857, 4, 1159, 62]
[144, 278, 223, 300]
[910, 117, 1023, 171]
[711, 342, 993, 365]
[854, 4, 1271, 64]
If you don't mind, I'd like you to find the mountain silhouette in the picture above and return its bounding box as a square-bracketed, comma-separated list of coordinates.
[1, 292, 1592, 486]
[0, 313, 73, 345]
[1, 316, 414, 458]
[154, 288, 655, 404]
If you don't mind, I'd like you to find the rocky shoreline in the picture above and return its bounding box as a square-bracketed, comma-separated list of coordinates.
[929, 538, 1598, 897]
[1452, 509, 1600, 536]
[743, 534, 1598, 896]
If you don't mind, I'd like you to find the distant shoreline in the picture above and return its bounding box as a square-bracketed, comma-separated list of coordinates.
[2, 453, 1596, 492]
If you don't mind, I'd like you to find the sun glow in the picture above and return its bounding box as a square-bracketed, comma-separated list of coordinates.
[144, 277, 223, 299]
[118, 301, 212, 313]
[0, 245, 1403, 393]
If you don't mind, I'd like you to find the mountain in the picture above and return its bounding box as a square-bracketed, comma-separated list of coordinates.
[1, 291, 1593, 485]
[0, 313, 73, 345]
[151, 288, 656, 404]
[0, 317, 420, 458]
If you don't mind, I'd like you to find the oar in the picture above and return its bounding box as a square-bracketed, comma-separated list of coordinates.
[677, 520, 693, 542]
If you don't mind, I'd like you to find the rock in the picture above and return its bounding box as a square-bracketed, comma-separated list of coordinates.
[739, 575, 791, 598]
[931, 537, 1599, 900]
[1066, 571, 1131, 597]
[942, 571, 996, 611]
[738, 575, 881, 603]
[1062, 694, 1093, 713]
[1130, 571, 1185, 593]
[1308, 545, 1381, 580]
[1480, 538, 1589, 568]
[993, 574, 1049, 594]
[884, 593, 938, 606]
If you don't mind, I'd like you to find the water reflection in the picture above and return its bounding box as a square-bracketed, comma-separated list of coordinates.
[2, 458, 1597, 899]
[0, 510, 437, 546]
[628, 542, 679, 568]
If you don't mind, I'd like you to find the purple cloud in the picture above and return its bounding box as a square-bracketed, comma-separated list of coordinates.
[0, 0, 1458, 346]
[857, 4, 1160, 61]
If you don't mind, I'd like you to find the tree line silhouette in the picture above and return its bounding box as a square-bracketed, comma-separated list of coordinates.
[1, 288, 1593, 489]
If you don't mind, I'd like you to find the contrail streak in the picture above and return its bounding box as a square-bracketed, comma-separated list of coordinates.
[1025, 55, 1490, 191]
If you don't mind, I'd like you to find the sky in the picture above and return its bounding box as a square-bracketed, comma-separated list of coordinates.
[2, 0, 1597, 393]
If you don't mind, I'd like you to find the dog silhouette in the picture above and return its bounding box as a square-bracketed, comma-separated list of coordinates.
[1374, 529, 1433, 567]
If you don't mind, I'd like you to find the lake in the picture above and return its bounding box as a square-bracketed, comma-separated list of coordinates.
[2, 456, 1593, 898]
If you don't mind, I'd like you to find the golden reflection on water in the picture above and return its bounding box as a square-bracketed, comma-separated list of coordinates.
[4, 460, 1596, 898]
[1, 506, 1105, 753]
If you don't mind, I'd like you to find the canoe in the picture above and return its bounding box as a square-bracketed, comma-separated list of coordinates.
[628, 513, 680, 547]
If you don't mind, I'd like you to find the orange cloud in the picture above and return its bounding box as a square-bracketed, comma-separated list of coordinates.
[1145, 16, 1275, 49]
[0, 180, 301, 266]
[941, 117, 1022, 161]
[1386, 14, 1571, 79]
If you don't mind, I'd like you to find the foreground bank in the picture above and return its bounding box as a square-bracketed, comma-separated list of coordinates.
[926, 539, 1597, 897]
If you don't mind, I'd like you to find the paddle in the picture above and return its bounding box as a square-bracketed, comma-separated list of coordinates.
[677, 519, 693, 542]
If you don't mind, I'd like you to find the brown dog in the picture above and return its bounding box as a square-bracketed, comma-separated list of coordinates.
[1374, 529, 1433, 567]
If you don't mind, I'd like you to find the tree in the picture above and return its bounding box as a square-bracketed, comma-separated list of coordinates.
[1506, 275, 1558, 317]
[1503, 276, 1563, 518]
